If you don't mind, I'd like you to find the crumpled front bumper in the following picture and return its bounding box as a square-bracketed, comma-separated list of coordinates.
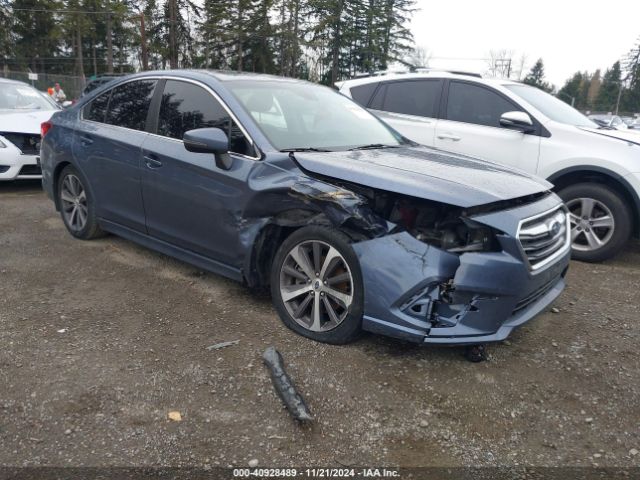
[351, 194, 570, 345]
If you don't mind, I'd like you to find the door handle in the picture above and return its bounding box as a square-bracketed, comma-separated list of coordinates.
[144, 155, 163, 169]
[437, 133, 461, 141]
[80, 135, 93, 146]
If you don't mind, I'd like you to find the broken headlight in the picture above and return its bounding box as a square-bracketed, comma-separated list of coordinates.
[414, 217, 500, 253]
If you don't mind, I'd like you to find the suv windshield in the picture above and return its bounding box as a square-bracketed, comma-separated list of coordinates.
[226, 80, 405, 151]
[505, 84, 597, 128]
[0, 83, 58, 111]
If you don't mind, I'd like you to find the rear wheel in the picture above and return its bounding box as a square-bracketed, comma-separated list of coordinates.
[558, 183, 632, 262]
[57, 165, 104, 240]
[270, 226, 364, 344]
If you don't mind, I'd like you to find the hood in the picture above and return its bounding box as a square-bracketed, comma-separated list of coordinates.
[580, 127, 640, 146]
[0, 110, 56, 135]
[293, 146, 552, 208]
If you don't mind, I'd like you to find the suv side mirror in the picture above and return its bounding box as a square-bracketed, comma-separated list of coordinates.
[183, 128, 233, 170]
[499, 111, 535, 133]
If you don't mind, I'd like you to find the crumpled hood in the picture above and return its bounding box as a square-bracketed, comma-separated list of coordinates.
[0, 110, 56, 135]
[293, 146, 552, 208]
[580, 127, 640, 146]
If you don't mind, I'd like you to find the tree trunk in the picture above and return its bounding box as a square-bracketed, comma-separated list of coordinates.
[169, 0, 178, 68]
[236, 1, 243, 71]
[76, 24, 85, 80]
[330, 0, 342, 85]
[106, 8, 113, 73]
[92, 39, 97, 77]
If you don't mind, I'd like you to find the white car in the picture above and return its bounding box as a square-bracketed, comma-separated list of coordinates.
[0, 78, 60, 181]
[337, 71, 640, 262]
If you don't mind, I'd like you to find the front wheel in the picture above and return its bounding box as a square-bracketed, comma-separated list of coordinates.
[270, 226, 364, 344]
[558, 183, 632, 262]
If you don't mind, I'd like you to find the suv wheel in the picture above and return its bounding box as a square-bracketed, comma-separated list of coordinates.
[57, 165, 104, 240]
[558, 183, 632, 262]
[270, 226, 364, 344]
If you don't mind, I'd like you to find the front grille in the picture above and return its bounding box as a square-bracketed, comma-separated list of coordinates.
[1, 132, 41, 155]
[518, 206, 570, 271]
[0, 165, 9, 173]
[513, 275, 560, 313]
[18, 164, 42, 176]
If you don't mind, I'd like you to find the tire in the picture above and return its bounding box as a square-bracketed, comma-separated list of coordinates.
[57, 164, 104, 240]
[557, 182, 632, 262]
[270, 226, 364, 344]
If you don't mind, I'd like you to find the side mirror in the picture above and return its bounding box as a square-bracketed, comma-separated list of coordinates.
[61, 100, 73, 109]
[183, 127, 233, 170]
[499, 111, 535, 133]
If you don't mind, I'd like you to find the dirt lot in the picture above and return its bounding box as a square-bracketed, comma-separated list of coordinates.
[1, 180, 639, 469]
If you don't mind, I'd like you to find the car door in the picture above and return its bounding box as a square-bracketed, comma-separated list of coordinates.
[140, 79, 259, 269]
[72, 79, 157, 232]
[433, 80, 541, 173]
[367, 79, 442, 146]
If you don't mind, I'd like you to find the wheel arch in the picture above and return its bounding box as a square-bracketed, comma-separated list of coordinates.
[52, 161, 73, 212]
[548, 166, 640, 237]
[243, 209, 369, 289]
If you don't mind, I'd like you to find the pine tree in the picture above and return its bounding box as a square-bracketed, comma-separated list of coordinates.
[595, 61, 622, 112]
[523, 58, 552, 93]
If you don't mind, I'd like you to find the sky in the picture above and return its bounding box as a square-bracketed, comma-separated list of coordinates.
[409, 0, 640, 87]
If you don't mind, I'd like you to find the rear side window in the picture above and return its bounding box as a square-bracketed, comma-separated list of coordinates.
[83, 91, 110, 123]
[105, 80, 157, 131]
[446, 81, 520, 128]
[157, 80, 255, 157]
[349, 83, 379, 107]
[377, 80, 442, 117]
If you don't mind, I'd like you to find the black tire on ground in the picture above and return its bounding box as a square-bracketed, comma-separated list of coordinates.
[57, 164, 105, 240]
[270, 226, 364, 344]
[557, 182, 632, 262]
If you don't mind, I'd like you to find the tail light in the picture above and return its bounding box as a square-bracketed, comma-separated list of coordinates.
[41, 121, 52, 138]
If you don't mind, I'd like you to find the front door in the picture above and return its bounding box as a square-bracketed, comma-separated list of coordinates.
[433, 80, 541, 174]
[140, 79, 259, 268]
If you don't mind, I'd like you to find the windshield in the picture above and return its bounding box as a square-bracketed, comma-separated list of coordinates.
[0, 83, 58, 111]
[505, 84, 597, 127]
[226, 80, 405, 151]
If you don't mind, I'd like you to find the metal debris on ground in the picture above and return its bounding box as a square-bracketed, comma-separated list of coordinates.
[206, 340, 240, 351]
[465, 344, 487, 363]
[262, 347, 313, 422]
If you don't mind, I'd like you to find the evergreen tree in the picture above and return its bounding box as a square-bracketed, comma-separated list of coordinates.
[523, 58, 552, 92]
[595, 61, 622, 112]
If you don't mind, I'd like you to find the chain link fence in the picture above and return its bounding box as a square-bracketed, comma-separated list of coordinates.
[1, 70, 86, 100]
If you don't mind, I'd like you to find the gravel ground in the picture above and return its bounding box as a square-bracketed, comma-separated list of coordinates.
[1, 180, 639, 469]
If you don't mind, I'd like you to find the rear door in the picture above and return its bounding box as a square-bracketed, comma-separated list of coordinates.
[433, 80, 541, 173]
[367, 79, 442, 146]
[140, 79, 259, 269]
[73, 79, 157, 232]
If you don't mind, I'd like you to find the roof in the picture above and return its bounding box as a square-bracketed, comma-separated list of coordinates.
[0, 77, 28, 86]
[337, 71, 521, 90]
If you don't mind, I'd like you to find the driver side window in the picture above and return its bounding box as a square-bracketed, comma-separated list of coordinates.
[446, 81, 521, 128]
[157, 80, 255, 157]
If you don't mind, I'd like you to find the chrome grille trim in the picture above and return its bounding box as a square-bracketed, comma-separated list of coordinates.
[517, 205, 571, 272]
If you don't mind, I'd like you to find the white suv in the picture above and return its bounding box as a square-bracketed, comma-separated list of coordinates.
[338, 71, 640, 262]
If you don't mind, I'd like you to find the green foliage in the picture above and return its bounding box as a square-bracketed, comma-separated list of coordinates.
[594, 61, 622, 112]
[2, 0, 414, 83]
[523, 58, 552, 93]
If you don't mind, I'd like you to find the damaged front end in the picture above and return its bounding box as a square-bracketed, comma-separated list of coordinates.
[325, 182, 572, 344]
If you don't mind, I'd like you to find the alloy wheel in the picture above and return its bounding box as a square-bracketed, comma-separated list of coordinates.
[60, 174, 88, 232]
[566, 197, 615, 252]
[279, 240, 354, 332]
